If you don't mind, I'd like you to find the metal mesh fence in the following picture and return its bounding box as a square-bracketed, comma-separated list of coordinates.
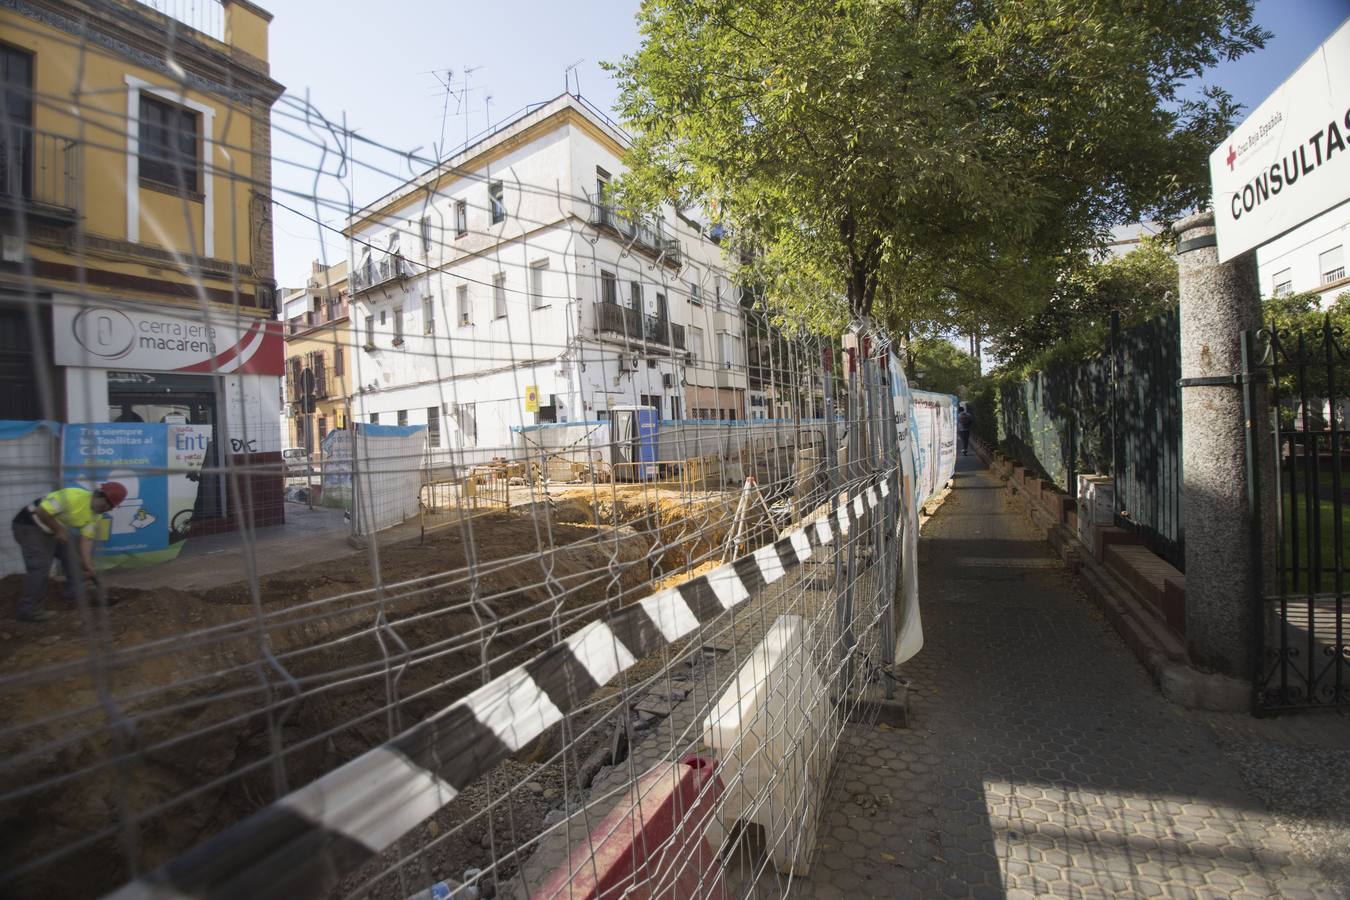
[0, 6, 953, 898]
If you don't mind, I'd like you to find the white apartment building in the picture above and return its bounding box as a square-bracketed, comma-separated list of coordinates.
[1106, 213, 1349, 308]
[342, 94, 748, 460]
[1258, 204, 1350, 305]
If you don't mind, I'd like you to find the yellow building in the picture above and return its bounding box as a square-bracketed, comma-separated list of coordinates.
[281, 259, 352, 455]
[0, 0, 287, 532]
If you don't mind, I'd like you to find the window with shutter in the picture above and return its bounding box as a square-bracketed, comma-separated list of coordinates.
[138, 93, 200, 192]
[1321, 245, 1345, 285]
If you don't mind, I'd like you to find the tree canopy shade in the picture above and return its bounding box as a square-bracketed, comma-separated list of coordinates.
[609, 0, 1266, 335]
[910, 337, 982, 398]
[989, 235, 1180, 374]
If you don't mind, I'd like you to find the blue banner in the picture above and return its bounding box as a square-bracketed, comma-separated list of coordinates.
[62, 423, 170, 554]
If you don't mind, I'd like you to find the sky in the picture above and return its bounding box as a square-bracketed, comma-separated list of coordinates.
[264, 0, 1350, 288]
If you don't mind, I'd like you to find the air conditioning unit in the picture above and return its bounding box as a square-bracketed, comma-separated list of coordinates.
[662, 373, 674, 388]
[630, 353, 640, 370]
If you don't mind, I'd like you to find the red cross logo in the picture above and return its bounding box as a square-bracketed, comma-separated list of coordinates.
[1226, 145, 1237, 170]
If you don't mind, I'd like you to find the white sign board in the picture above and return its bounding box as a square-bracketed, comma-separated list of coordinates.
[52, 300, 284, 375]
[1210, 18, 1350, 263]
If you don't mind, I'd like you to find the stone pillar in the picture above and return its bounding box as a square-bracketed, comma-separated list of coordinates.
[1174, 210, 1262, 679]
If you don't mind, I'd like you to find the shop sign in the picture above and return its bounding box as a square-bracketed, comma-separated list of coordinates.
[53, 301, 284, 375]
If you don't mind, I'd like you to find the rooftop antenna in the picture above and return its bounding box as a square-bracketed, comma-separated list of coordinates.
[428, 67, 454, 158]
[462, 65, 483, 149]
[564, 59, 584, 97]
[485, 93, 493, 132]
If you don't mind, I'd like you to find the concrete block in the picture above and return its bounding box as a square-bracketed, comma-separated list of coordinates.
[703, 614, 833, 877]
[1076, 475, 1116, 556]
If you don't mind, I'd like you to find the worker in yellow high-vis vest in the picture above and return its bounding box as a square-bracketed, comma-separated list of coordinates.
[10, 483, 126, 622]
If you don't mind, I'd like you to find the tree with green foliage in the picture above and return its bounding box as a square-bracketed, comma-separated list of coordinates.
[989, 235, 1180, 373]
[1261, 289, 1350, 429]
[1263, 290, 1350, 337]
[609, 0, 1265, 337]
[909, 337, 981, 398]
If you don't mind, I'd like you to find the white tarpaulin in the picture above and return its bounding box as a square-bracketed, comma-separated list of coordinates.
[911, 389, 959, 505]
[351, 423, 428, 536]
[886, 360, 959, 664]
[0, 421, 59, 577]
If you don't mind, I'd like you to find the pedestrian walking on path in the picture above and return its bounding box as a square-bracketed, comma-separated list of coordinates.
[11, 483, 126, 622]
[957, 404, 973, 456]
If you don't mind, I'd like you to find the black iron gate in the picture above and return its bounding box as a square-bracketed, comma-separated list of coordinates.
[1245, 320, 1350, 712]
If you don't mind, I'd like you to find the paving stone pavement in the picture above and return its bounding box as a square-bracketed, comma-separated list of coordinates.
[799, 455, 1347, 899]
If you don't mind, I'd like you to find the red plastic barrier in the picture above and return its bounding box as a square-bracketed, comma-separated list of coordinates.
[537, 754, 728, 899]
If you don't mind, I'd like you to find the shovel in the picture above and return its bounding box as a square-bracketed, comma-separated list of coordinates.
[86, 571, 122, 608]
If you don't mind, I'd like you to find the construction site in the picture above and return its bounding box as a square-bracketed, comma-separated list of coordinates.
[1, 426, 885, 898]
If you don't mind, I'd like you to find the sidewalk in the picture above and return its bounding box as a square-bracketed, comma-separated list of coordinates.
[101, 501, 353, 592]
[803, 454, 1350, 899]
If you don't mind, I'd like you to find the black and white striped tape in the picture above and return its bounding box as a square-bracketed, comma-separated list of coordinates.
[107, 471, 897, 900]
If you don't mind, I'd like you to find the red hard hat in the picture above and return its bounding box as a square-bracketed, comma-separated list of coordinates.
[99, 482, 128, 507]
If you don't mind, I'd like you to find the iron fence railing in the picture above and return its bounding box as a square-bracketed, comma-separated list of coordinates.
[996, 308, 1183, 570]
[1, 126, 79, 214]
[1247, 318, 1350, 711]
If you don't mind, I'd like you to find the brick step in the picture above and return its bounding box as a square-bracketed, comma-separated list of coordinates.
[1104, 542, 1185, 636]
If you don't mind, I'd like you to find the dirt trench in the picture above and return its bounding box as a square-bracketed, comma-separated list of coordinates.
[0, 493, 740, 899]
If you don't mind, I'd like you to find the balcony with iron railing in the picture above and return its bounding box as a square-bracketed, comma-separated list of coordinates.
[286, 299, 350, 336]
[1, 126, 80, 227]
[132, 0, 225, 41]
[643, 313, 669, 345]
[589, 203, 682, 268]
[286, 360, 334, 406]
[594, 302, 687, 353]
[594, 300, 640, 338]
[351, 255, 410, 293]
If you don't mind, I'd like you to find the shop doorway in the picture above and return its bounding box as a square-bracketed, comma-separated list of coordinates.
[107, 371, 225, 538]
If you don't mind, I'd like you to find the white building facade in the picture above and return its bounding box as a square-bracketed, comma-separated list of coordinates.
[1257, 205, 1350, 304]
[343, 95, 748, 463]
